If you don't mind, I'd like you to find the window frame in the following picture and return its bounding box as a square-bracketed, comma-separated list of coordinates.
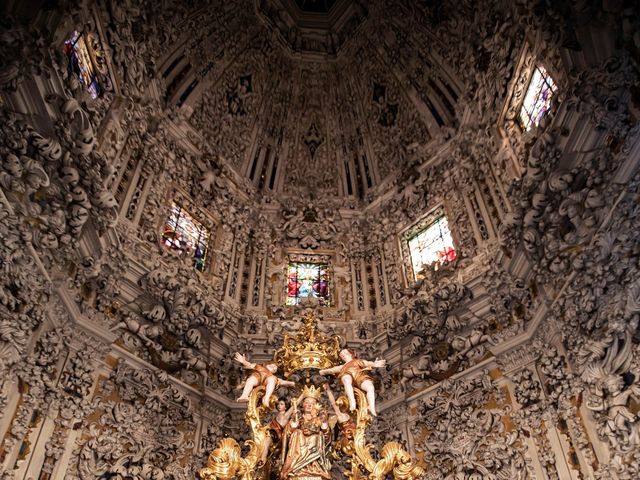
[64, 30, 105, 98]
[518, 64, 558, 132]
[400, 208, 457, 282]
[284, 253, 332, 307]
[499, 43, 565, 178]
[160, 200, 212, 272]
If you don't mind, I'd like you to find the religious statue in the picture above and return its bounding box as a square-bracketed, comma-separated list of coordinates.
[586, 374, 640, 446]
[280, 386, 331, 480]
[261, 394, 303, 464]
[201, 313, 424, 480]
[319, 348, 386, 416]
[235, 352, 295, 407]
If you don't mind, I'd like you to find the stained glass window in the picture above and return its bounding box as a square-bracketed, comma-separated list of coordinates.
[519, 65, 557, 131]
[64, 31, 101, 98]
[408, 215, 456, 279]
[286, 262, 330, 306]
[161, 202, 210, 272]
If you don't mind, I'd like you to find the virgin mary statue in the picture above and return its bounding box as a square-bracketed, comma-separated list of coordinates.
[280, 386, 331, 480]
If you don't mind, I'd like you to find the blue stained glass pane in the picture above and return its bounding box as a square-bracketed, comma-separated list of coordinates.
[64, 31, 101, 98]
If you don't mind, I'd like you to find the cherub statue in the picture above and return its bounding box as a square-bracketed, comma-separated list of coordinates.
[586, 373, 640, 446]
[234, 352, 295, 407]
[451, 329, 494, 363]
[319, 348, 386, 416]
[180, 347, 208, 377]
[111, 314, 163, 346]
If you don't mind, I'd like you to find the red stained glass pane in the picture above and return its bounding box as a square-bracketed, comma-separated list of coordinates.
[408, 216, 456, 279]
[286, 262, 330, 306]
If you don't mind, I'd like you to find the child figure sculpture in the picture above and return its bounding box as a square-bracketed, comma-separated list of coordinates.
[319, 349, 386, 416]
[260, 394, 302, 465]
[234, 352, 295, 407]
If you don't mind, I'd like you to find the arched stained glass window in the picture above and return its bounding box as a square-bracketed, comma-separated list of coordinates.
[519, 65, 557, 131]
[64, 30, 102, 98]
[162, 202, 210, 272]
[407, 215, 456, 280]
[286, 261, 330, 306]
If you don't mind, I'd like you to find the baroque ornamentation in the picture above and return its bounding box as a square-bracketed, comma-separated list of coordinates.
[69, 361, 196, 480]
[2, 1, 640, 478]
[412, 372, 528, 479]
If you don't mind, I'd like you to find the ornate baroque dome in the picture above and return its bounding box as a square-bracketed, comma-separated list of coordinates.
[1, 0, 640, 479]
[157, 1, 459, 202]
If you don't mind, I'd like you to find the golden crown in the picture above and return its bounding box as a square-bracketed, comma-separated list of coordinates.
[301, 384, 322, 401]
[274, 311, 340, 377]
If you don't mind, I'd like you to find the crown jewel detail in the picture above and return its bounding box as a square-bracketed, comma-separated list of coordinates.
[301, 385, 322, 401]
[274, 311, 341, 376]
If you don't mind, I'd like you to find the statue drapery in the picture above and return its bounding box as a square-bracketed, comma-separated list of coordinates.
[280, 410, 331, 480]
